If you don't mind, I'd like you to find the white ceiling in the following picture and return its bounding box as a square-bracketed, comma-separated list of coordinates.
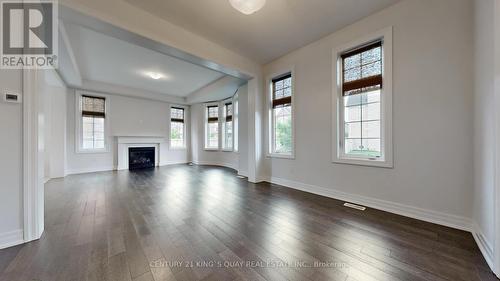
[125, 0, 401, 63]
[63, 23, 227, 98]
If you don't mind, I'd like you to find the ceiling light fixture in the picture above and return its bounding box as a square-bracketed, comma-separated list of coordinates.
[147, 72, 164, 80]
[229, 0, 266, 15]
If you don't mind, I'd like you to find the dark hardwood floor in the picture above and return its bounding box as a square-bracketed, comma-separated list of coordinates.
[0, 165, 497, 281]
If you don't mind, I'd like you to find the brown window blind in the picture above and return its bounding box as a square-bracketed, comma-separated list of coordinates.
[272, 73, 292, 108]
[171, 107, 184, 123]
[341, 41, 382, 96]
[207, 105, 218, 123]
[225, 102, 233, 122]
[82, 95, 105, 117]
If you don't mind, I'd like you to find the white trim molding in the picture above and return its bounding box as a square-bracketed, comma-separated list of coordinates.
[268, 176, 472, 232]
[65, 166, 116, 176]
[192, 160, 238, 171]
[332, 26, 393, 168]
[0, 229, 24, 250]
[472, 223, 495, 272]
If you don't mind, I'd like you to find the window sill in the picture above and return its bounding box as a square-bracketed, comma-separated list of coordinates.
[267, 153, 295, 160]
[170, 147, 187, 151]
[204, 148, 219, 151]
[222, 149, 234, 152]
[332, 157, 393, 168]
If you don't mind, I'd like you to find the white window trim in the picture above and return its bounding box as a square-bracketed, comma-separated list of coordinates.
[169, 105, 188, 151]
[75, 90, 110, 154]
[222, 98, 234, 152]
[332, 26, 393, 168]
[266, 67, 296, 159]
[204, 102, 220, 151]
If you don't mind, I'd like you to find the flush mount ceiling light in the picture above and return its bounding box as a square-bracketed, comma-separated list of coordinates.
[229, 0, 266, 15]
[147, 72, 164, 80]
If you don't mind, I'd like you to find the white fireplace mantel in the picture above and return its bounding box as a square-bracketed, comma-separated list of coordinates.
[116, 136, 166, 170]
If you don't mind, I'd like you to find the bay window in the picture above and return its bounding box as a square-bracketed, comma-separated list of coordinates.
[170, 107, 185, 149]
[205, 105, 219, 149]
[222, 102, 233, 151]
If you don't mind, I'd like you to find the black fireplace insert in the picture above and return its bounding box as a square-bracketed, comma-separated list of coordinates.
[129, 147, 155, 170]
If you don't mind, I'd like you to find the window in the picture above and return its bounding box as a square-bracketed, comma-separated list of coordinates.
[333, 27, 393, 167]
[269, 73, 293, 156]
[80, 95, 106, 151]
[205, 105, 219, 149]
[170, 107, 185, 149]
[222, 102, 233, 151]
[233, 96, 239, 152]
[342, 41, 382, 158]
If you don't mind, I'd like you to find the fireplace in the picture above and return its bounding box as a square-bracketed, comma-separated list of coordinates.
[129, 147, 155, 170]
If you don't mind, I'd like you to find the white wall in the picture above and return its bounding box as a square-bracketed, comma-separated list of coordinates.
[473, 0, 496, 267]
[0, 69, 23, 247]
[190, 85, 248, 173]
[38, 70, 67, 180]
[66, 89, 190, 174]
[263, 0, 474, 228]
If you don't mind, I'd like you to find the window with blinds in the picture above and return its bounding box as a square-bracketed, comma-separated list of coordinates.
[270, 73, 293, 155]
[341, 41, 382, 158]
[81, 95, 106, 150]
[206, 105, 219, 149]
[170, 107, 185, 148]
[223, 102, 233, 150]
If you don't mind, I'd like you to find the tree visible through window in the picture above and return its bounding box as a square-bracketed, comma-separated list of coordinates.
[271, 73, 293, 155]
[81, 95, 105, 150]
[341, 41, 382, 158]
[170, 107, 185, 148]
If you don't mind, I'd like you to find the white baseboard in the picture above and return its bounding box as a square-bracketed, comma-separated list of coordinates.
[238, 170, 249, 177]
[269, 176, 472, 232]
[192, 160, 238, 171]
[472, 223, 495, 272]
[66, 166, 116, 175]
[160, 161, 189, 166]
[0, 229, 24, 249]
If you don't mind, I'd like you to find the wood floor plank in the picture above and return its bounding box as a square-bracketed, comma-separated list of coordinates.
[0, 165, 497, 281]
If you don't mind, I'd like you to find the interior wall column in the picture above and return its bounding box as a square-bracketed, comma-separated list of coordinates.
[494, 0, 500, 277]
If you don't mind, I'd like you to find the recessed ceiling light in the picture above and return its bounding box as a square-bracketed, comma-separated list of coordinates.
[147, 72, 164, 80]
[229, 0, 266, 15]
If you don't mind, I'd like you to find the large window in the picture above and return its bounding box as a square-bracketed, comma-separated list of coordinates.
[270, 73, 293, 156]
[205, 105, 219, 149]
[80, 95, 106, 151]
[334, 28, 393, 167]
[222, 102, 233, 151]
[342, 41, 382, 158]
[170, 107, 185, 148]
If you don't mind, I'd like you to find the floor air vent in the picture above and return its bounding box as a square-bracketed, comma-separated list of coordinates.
[343, 202, 366, 211]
